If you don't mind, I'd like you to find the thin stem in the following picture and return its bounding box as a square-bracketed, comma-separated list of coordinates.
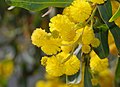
[90, 19, 94, 29]
[85, 6, 97, 26]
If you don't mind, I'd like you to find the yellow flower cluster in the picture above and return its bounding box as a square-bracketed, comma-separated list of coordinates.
[99, 70, 114, 87]
[31, 28, 61, 55]
[31, 0, 101, 77]
[0, 59, 14, 78]
[81, 26, 100, 53]
[90, 51, 113, 86]
[91, 78, 99, 86]
[41, 52, 80, 77]
[90, 51, 108, 73]
[91, 69, 114, 87]
[49, 14, 76, 41]
[63, 0, 92, 23]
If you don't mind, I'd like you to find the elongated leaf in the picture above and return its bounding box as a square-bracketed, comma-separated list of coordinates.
[109, 24, 120, 53]
[84, 65, 92, 87]
[98, 0, 112, 25]
[109, 5, 120, 22]
[98, 0, 120, 53]
[84, 54, 92, 87]
[6, 0, 73, 11]
[94, 30, 109, 58]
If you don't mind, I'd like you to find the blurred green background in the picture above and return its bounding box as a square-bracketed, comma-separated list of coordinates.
[0, 0, 54, 87]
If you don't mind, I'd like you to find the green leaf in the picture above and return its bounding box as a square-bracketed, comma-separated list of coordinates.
[94, 30, 109, 58]
[84, 54, 92, 87]
[109, 5, 120, 22]
[115, 57, 120, 87]
[98, 0, 120, 53]
[6, 0, 73, 11]
[84, 65, 92, 87]
[98, 0, 112, 25]
[109, 24, 120, 53]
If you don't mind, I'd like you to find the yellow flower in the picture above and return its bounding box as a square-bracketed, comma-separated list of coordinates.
[36, 81, 46, 87]
[63, 0, 92, 23]
[61, 29, 76, 41]
[82, 44, 91, 53]
[3, 61, 14, 78]
[45, 52, 80, 77]
[46, 56, 64, 77]
[90, 51, 109, 73]
[99, 70, 114, 87]
[58, 52, 80, 76]
[45, 73, 58, 80]
[61, 45, 73, 53]
[36, 79, 65, 87]
[57, 52, 80, 75]
[31, 28, 47, 47]
[41, 37, 61, 55]
[45, 81, 54, 87]
[61, 28, 83, 53]
[0, 59, 14, 78]
[64, 55, 80, 75]
[82, 26, 95, 45]
[111, 0, 120, 27]
[63, 6, 74, 22]
[91, 78, 99, 86]
[90, 0, 105, 4]
[49, 14, 76, 41]
[0, 63, 2, 76]
[31, 28, 62, 55]
[41, 56, 48, 66]
[49, 14, 75, 32]
[91, 38, 100, 48]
